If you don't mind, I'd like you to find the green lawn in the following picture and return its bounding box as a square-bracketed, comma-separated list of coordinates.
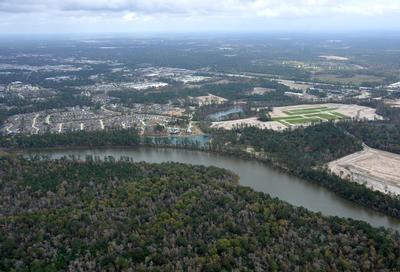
[284, 107, 341, 115]
[272, 116, 308, 121]
[329, 112, 348, 118]
[277, 120, 291, 126]
[288, 106, 329, 113]
[273, 106, 349, 126]
[286, 118, 323, 125]
[305, 113, 341, 121]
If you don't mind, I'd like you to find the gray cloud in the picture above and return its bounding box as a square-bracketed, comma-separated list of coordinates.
[0, 0, 399, 33]
[1, 0, 398, 16]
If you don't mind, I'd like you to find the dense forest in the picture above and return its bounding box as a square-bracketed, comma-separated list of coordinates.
[109, 79, 297, 106]
[376, 103, 400, 124]
[208, 122, 362, 171]
[359, 100, 400, 124]
[338, 121, 400, 154]
[1, 157, 399, 271]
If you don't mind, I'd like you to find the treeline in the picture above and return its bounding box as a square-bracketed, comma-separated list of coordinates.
[359, 100, 400, 124]
[0, 128, 140, 149]
[208, 122, 362, 170]
[0, 109, 6, 127]
[338, 121, 400, 154]
[242, 64, 312, 81]
[300, 168, 400, 218]
[376, 103, 400, 124]
[1, 157, 399, 271]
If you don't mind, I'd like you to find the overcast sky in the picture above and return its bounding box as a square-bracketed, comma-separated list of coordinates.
[1, 0, 399, 34]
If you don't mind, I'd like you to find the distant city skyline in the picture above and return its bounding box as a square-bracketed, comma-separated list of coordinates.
[1, 0, 400, 34]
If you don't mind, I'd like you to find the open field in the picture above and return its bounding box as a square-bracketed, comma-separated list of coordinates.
[328, 146, 400, 195]
[211, 103, 383, 131]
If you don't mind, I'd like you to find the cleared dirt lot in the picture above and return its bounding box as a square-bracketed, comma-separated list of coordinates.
[328, 146, 400, 195]
[384, 99, 400, 108]
[211, 118, 287, 131]
[278, 80, 312, 93]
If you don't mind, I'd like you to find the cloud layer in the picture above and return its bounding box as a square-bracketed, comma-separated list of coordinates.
[1, 0, 399, 33]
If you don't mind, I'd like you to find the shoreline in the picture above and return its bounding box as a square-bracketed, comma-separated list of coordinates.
[4, 140, 400, 225]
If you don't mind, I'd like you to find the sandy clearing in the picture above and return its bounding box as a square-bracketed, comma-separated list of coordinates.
[278, 80, 312, 93]
[45, 114, 51, 125]
[5, 124, 13, 134]
[58, 123, 63, 133]
[249, 87, 274, 95]
[384, 99, 400, 108]
[211, 118, 287, 131]
[328, 146, 400, 195]
[388, 82, 400, 89]
[319, 55, 349, 61]
[31, 114, 39, 134]
[189, 94, 228, 106]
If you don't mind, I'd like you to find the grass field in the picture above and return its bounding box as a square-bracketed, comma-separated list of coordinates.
[284, 107, 332, 115]
[286, 118, 322, 125]
[272, 106, 348, 125]
[306, 113, 339, 120]
[330, 112, 348, 118]
[272, 116, 308, 121]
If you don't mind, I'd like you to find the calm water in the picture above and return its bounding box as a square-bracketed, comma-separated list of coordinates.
[27, 147, 400, 231]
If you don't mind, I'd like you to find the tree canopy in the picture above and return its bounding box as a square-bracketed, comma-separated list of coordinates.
[1, 157, 399, 271]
